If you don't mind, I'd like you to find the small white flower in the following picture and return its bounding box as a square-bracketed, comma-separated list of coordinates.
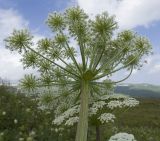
[26, 108, 31, 112]
[98, 113, 115, 124]
[46, 111, 51, 115]
[14, 119, 18, 124]
[2, 111, 6, 115]
[0, 132, 4, 136]
[55, 128, 64, 133]
[19, 138, 24, 141]
[55, 128, 59, 133]
[38, 105, 47, 111]
[26, 137, 33, 141]
[50, 128, 54, 132]
[30, 131, 36, 136]
[108, 132, 137, 141]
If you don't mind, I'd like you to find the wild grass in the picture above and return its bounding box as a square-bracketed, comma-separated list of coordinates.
[97, 98, 160, 141]
[1, 85, 160, 141]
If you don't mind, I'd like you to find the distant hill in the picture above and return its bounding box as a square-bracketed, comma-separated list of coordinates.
[115, 83, 160, 98]
[1, 83, 160, 98]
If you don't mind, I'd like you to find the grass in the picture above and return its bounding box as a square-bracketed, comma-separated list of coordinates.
[99, 98, 160, 141]
[1, 85, 160, 140]
[117, 98, 160, 127]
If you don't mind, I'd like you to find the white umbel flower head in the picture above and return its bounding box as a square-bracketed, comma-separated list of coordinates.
[89, 107, 99, 115]
[108, 132, 137, 141]
[65, 116, 79, 126]
[92, 101, 106, 109]
[123, 98, 139, 107]
[107, 100, 123, 109]
[53, 105, 79, 126]
[98, 113, 115, 124]
[63, 105, 79, 118]
[53, 115, 65, 125]
[89, 101, 106, 116]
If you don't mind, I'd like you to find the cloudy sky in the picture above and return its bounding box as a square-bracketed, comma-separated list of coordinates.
[0, 0, 160, 85]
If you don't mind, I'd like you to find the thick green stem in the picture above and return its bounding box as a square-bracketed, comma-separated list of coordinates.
[75, 80, 89, 141]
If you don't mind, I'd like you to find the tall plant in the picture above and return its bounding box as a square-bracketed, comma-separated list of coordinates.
[5, 7, 151, 141]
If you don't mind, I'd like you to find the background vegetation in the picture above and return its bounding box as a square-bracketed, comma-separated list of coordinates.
[115, 84, 160, 98]
[0, 84, 160, 141]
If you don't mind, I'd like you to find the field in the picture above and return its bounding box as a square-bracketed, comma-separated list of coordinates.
[87, 98, 160, 141]
[117, 98, 160, 141]
[0, 85, 160, 141]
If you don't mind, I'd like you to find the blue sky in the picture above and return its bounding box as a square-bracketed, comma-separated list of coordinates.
[0, 0, 74, 34]
[0, 0, 160, 85]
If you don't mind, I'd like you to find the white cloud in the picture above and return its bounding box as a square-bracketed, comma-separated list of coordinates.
[0, 48, 35, 82]
[109, 53, 160, 85]
[150, 64, 160, 74]
[0, 8, 42, 83]
[123, 54, 160, 85]
[0, 9, 28, 42]
[77, 0, 160, 85]
[77, 0, 160, 29]
[0, 5, 160, 85]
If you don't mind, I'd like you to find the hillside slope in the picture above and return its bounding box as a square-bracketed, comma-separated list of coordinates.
[115, 84, 160, 98]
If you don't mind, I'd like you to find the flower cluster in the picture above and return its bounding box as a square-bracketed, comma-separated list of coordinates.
[107, 100, 123, 109]
[52, 94, 139, 128]
[90, 101, 106, 115]
[53, 116, 65, 126]
[65, 116, 79, 126]
[92, 101, 106, 109]
[54, 127, 64, 133]
[108, 132, 137, 141]
[89, 107, 98, 115]
[53, 105, 79, 125]
[18, 130, 36, 141]
[63, 105, 80, 118]
[98, 113, 115, 124]
[123, 98, 139, 107]
[107, 97, 139, 109]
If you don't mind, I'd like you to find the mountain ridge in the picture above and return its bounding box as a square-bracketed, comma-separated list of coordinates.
[115, 83, 160, 98]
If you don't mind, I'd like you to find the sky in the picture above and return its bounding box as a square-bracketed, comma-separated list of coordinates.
[0, 0, 160, 85]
